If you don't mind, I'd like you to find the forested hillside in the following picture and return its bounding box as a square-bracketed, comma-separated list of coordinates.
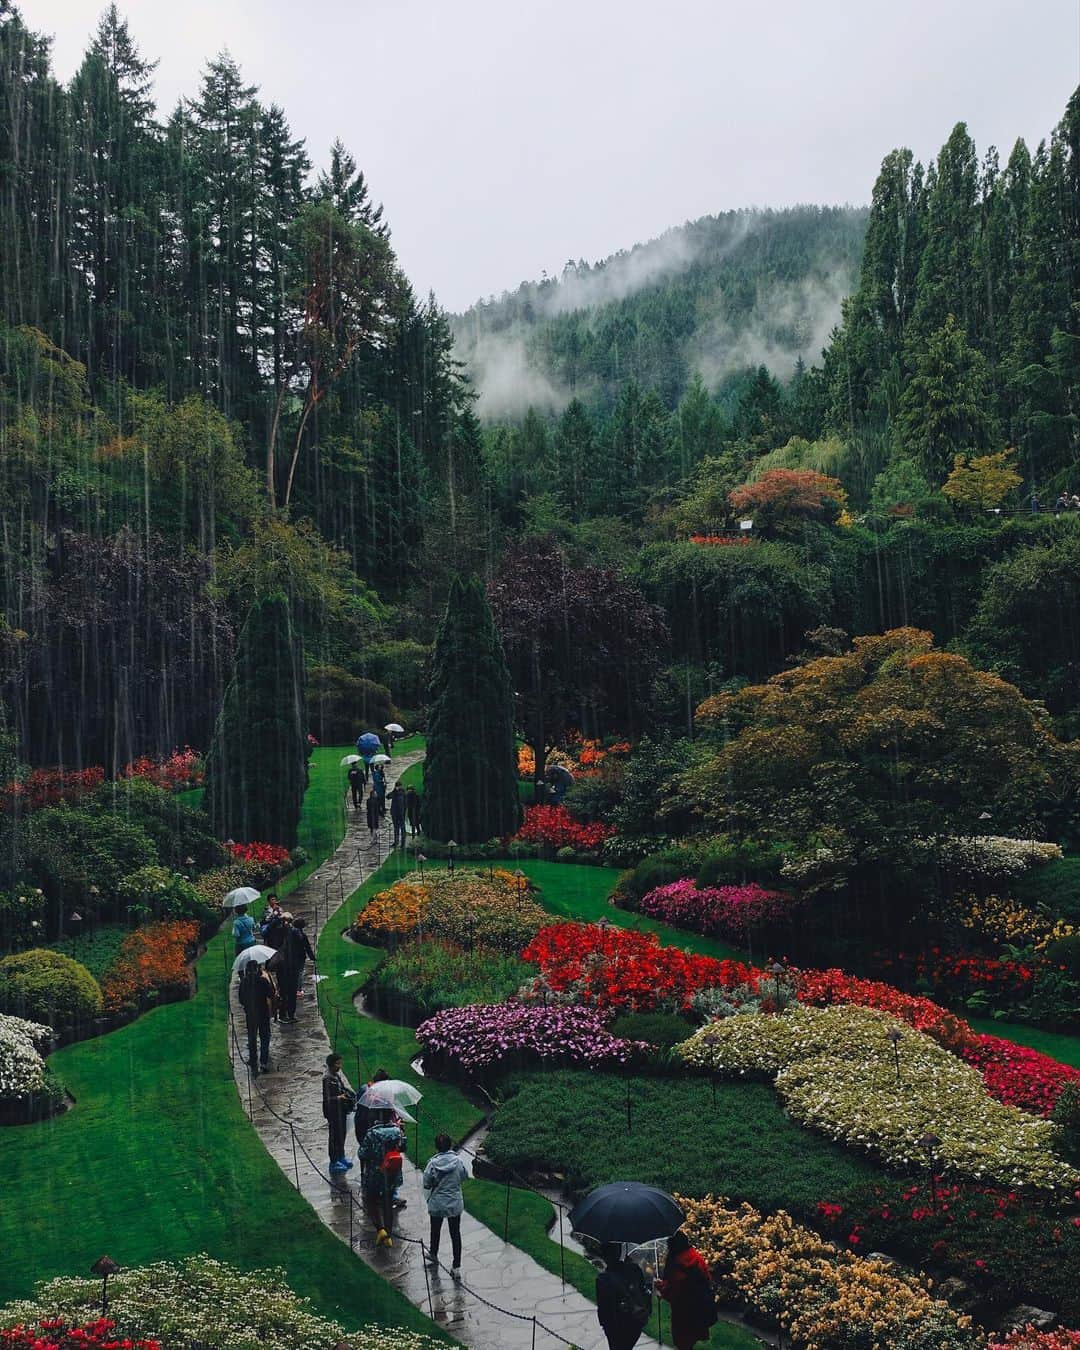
[453, 205, 868, 415]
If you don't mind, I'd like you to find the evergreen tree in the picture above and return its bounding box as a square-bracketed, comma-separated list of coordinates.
[205, 593, 307, 848]
[422, 576, 520, 844]
[897, 314, 996, 480]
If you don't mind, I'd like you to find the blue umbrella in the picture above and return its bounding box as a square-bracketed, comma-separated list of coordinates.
[356, 732, 382, 758]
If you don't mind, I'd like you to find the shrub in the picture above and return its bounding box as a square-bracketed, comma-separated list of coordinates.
[0, 766, 105, 813]
[116, 866, 215, 925]
[416, 1003, 645, 1076]
[1045, 932, 1080, 977]
[89, 778, 222, 872]
[1052, 1080, 1080, 1165]
[121, 747, 204, 792]
[640, 879, 792, 941]
[49, 926, 128, 982]
[677, 1005, 1077, 1190]
[1013, 856, 1080, 925]
[515, 804, 615, 852]
[522, 921, 762, 1013]
[225, 840, 292, 883]
[0, 949, 102, 1027]
[368, 942, 530, 1020]
[608, 1011, 695, 1049]
[306, 665, 396, 746]
[695, 836, 791, 887]
[99, 921, 197, 1016]
[25, 805, 158, 908]
[0, 1255, 445, 1350]
[0, 888, 46, 951]
[617, 858, 687, 910]
[936, 835, 1063, 878]
[0, 1013, 53, 1103]
[352, 870, 548, 955]
[678, 1194, 980, 1349]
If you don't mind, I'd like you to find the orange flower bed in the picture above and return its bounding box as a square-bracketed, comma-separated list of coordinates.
[100, 921, 198, 1015]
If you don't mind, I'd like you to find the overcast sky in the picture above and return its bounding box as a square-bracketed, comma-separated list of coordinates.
[23, 0, 1080, 311]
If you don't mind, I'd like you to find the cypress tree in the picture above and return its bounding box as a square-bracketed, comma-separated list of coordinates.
[205, 592, 307, 847]
[423, 576, 520, 844]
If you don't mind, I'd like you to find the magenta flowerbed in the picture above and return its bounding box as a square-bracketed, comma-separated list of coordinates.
[416, 1003, 644, 1074]
[640, 878, 791, 941]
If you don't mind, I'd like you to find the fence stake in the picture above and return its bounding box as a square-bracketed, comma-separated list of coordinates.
[290, 1125, 300, 1190]
[558, 1204, 565, 1288]
[503, 1179, 511, 1242]
[626, 1078, 632, 1132]
[421, 1242, 435, 1318]
[531, 1316, 536, 1350]
[349, 1193, 354, 1249]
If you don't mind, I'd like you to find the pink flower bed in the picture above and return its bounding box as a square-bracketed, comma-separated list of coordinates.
[640, 878, 791, 941]
[416, 1002, 644, 1074]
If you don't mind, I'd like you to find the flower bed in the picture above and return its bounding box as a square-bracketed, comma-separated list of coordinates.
[0, 1318, 159, 1348]
[962, 1033, 1080, 1118]
[522, 921, 761, 1013]
[936, 835, 1062, 878]
[796, 967, 977, 1054]
[678, 1193, 981, 1349]
[352, 870, 548, 954]
[994, 1332, 1080, 1348]
[640, 878, 792, 941]
[0, 1255, 445, 1350]
[0, 766, 104, 813]
[515, 805, 615, 851]
[226, 840, 293, 883]
[0, 1013, 61, 1124]
[957, 894, 1075, 953]
[99, 921, 198, 1016]
[366, 941, 531, 1024]
[121, 747, 204, 792]
[677, 1005, 1076, 1190]
[416, 1002, 644, 1076]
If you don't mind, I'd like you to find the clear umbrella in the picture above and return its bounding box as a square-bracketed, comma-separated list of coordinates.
[231, 945, 277, 975]
[222, 887, 261, 909]
[340, 754, 363, 765]
[370, 753, 391, 765]
[358, 1079, 423, 1122]
[384, 722, 405, 734]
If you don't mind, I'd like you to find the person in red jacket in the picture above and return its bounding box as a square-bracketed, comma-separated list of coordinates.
[657, 1231, 716, 1350]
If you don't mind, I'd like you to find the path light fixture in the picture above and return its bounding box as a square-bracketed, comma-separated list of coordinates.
[90, 1255, 120, 1315]
[768, 961, 785, 1001]
[887, 1026, 903, 1085]
[919, 1132, 942, 1211]
[447, 840, 457, 874]
[416, 852, 427, 882]
[514, 868, 527, 901]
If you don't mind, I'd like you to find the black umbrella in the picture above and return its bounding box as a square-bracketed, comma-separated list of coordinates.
[568, 1181, 684, 1245]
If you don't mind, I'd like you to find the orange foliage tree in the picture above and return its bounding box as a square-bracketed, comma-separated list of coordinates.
[728, 468, 848, 536]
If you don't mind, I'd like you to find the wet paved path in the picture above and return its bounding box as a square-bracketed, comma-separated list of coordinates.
[227, 749, 660, 1349]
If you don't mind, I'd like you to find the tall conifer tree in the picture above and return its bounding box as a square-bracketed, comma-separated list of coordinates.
[205, 593, 307, 847]
[423, 577, 520, 843]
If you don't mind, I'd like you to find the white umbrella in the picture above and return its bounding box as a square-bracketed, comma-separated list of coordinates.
[384, 723, 405, 734]
[340, 754, 363, 766]
[359, 1079, 422, 1123]
[370, 753, 391, 765]
[222, 887, 261, 909]
[232, 945, 277, 975]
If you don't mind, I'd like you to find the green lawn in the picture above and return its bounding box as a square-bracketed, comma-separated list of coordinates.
[0, 747, 445, 1341]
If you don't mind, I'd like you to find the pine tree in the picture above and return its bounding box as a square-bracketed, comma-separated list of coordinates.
[422, 576, 520, 844]
[897, 314, 996, 480]
[205, 593, 308, 848]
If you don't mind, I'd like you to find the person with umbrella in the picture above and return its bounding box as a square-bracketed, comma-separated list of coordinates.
[232, 904, 258, 957]
[323, 1052, 355, 1174]
[372, 763, 387, 816]
[237, 954, 276, 1075]
[657, 1231, 717, 1350]
[596, 1243, 652, 1350]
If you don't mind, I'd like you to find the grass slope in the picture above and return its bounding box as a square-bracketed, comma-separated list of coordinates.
[0, 747, 444, 1341]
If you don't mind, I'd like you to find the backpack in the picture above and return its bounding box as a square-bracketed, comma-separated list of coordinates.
[609, 1264, 651, 1326]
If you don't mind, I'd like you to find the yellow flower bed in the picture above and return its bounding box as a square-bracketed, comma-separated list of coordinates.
[352, 869, 548, 954]
[677, 1005, 1076, 1190]
[678, 1194, 982, 1350]
[958, 893, 1075, 952]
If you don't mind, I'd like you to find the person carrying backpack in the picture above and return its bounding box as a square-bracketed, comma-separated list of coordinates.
[596, 1242, 652, 1350]
[358, 1109, 406, 1245]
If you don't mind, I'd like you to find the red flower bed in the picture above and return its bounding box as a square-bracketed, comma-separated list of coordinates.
[994, 1332, 1080, 1348]
[961, 1033, 1080, 1118]
[688, 533, 756, 546]
[641, 879, 792, 941]
[515, 805, 615, 851]
[522, 921, 761, 1012]
[121, 747, 203, 792]
[226, 841, 291, 872]
[0, 1317, 159, 1348]
[913, 951, 1035, 1001]
[0, 766, 105, 812]
[796, 968, 978, 1055]
[100, 921, 198, 1015]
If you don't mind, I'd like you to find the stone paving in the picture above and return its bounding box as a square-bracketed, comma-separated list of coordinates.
[227, 749, 663, 1349]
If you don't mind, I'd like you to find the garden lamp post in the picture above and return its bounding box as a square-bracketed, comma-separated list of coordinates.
[920, 1132, 941, 1211]
[768, 961, 785, 1001]
[887, 1027, 902, 1086]
[416, 852, 427, 882]
[447, 840, 457, 875]
[515, 868, 527, 902]
[90, 1255, 120, 1316]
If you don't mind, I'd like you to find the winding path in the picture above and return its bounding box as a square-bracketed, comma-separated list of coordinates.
[227, 750, 662, 1349]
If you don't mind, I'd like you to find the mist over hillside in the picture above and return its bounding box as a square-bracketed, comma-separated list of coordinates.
[452, 206, 868, 417]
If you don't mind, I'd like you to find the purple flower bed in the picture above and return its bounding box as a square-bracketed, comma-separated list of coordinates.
[640, 879, 791, 941]
[416, 1002, 645, 1074]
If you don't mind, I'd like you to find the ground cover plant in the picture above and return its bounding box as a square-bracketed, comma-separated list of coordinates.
[367, 941, 530, 1021]
[0, 748, 444, 1343]
[351, 867, 548, 952]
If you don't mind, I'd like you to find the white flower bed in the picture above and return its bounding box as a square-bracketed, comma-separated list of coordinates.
[0, 1255, 446, 1350]
[677, 1004, 1076, 1191]
[0, 1013, 51, 1100]
[935, 835, 1062, 877]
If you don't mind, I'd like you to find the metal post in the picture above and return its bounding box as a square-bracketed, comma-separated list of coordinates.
[349, 1193, 354, 1248]
[558, 1204, 565, 1289]
[421, 1242, 435, 1318]
[290, 1125, 300, 1191]
[503, 1179, 511, 1241]
[626, 1078, 632, 1132]
[531, 1316, 536, 1350]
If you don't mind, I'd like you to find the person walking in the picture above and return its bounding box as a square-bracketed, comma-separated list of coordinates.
[405, 785, 422, 836]
[278, 916, 315, 1023]
[372, 764, 387, 816]
[260, 895, 285, 950]
[238, 959, 274, 1075]
[423, 1132, 467, 1279]
[657, 1231, 717, 1350]
[358, 1108, 407, 1244]
[596, 1242, 652, 1350]
[232, 904, 257, 957]
[354, 1067, 391, 1147]
[322, 1053, 354, 1173]
[389, 784, 407, 849]
[348, 764, 363, 809]
[366, 790, 380, 842]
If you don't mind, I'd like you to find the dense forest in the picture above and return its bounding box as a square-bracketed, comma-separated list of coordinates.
[0, 0, 1078, 788]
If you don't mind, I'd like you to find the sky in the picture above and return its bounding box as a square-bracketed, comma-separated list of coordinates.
[23, 0, 1080, 312]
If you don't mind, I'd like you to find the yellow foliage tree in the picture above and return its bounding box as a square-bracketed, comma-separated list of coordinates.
[941, 448, 1021, 511]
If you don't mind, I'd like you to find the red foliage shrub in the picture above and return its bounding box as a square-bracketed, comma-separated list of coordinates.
[0, 766, 105, 812]
[121, 748, 204, 792]
[100, 921, 198, 1015]
[226, 841, 291, 880]
[515, 805, 615, 851]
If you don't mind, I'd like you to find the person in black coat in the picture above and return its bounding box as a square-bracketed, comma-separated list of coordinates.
[596, 1243, 652, 1350]
[238, 960, 275, 1075]
[278, 916, 315, 1023]
[389, 784, 407, 849]
[366, 790, 380, 841]
[405, 785, 422, 836]
[348, 765, 363, 809]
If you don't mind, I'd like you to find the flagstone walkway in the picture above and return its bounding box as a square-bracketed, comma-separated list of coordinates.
[227, 749, 662, 1349]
